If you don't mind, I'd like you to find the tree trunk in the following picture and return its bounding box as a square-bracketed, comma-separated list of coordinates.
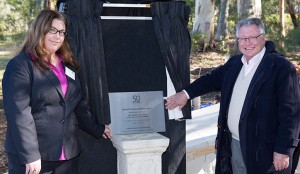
[192, 0, 215, 51]
[215, 0, 229, 42]
[237, 0, 262, 19]
[35, 0, 47, 11]
[253, 0, 262, 18]
[38, 0, 55, 9]
[231, 0, 262, 56]
[35, 0, 41, 10]
[286, 0, 299, 29]
[48, 0, 55, 10]
[279, 0, 285, 48]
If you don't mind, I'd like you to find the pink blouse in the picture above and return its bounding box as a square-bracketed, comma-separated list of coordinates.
[50, 56, 68, 160]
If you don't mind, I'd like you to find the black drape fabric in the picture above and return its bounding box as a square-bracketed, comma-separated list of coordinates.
[150, 3, 191, 173]
[61, 0, 110, 125]
[59, 1, 117, 174]
[151, 1, 191, 119]
[102, 20, 167, 94]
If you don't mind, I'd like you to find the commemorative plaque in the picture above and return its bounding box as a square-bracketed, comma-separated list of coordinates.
[109, 91, 166, 134]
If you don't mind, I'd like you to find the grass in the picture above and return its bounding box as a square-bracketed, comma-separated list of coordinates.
[0, 41, 15, 71]
[0, 43, 12, 173]
[0, 55, 11, 78]
[0, 53, 13, 94]
[0, 50, 10, 173]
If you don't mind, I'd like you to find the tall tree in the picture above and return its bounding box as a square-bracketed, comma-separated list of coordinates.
[192, 0, 215, 51]
[279, 0, 285, 48]
[286, 0, 299, 28]
[279, 0, 285, 36]
[237, 0, 262, 19]
[230, 0, 262, 56]
[5, 0, 37, 32]
[215, 0, 229, 41]
[35, 0, 56, 10]
[35, 0, 45, 11]
[48, 0, 55, 9]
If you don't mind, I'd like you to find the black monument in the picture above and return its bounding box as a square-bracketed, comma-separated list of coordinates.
[57, 0, 191, 173]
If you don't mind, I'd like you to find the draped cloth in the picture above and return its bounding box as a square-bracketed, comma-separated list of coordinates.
[58, 1, 117, 173]
[151, 2, 191, 119]
[60, 0, 111, 124]
[151, 2, 191, 173]
[58, 0, 191, 173]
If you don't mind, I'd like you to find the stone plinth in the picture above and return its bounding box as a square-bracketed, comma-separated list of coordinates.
[186, 104, 219, 174]
[111, 133, 169, 174]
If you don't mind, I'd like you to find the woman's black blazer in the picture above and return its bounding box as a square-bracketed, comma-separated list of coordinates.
[2, 52, 104, 164]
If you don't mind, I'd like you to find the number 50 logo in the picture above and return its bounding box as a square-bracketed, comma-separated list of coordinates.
[133, 95, 141, 103]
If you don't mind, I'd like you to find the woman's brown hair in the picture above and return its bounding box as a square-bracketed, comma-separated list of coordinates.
[17, 9, 78, 71]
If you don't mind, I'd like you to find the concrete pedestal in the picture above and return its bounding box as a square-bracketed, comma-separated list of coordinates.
[111, 133, 169, 174]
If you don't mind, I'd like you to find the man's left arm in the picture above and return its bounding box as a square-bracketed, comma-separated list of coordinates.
[274, 63, 300, 170]
[275, 63, 300, 154]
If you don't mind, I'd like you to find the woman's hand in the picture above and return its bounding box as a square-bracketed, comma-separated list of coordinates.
[25, 159, 41, 174]
[103, 124, 112, 139]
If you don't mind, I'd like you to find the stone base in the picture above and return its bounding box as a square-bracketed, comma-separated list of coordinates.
[111, 133, 169, 174]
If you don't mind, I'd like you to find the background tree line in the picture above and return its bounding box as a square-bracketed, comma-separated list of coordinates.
[0, 0, 300, 56]
[0, 0, 56, 42]
[187, 0, 300, 56]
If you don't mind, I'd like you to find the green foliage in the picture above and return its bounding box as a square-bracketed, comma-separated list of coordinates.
[185, 0, 195, 31]
[191, 32, 207, 54]
[262, 15, 281, 42]
[215, 36, 230, 53]
[0, 0, 41, 43]
[262, 0, 279, 16]
[284, 28, 300, 53]
[0, 30, 26, 42]
[262, 14, 295, 53]
[227, 0, 238, 37]
[215, 0, 220, 7]
[0, 32, 25, 49]
[185, 0, 194, 15]
[0, 54, 12, 70]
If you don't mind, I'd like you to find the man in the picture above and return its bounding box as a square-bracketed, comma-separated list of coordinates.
[292, 63, 300, 174]
[166, 18, 300, 174]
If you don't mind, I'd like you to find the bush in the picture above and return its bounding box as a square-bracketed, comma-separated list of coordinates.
[284, 28, 300, 52]
[0, 34, 5, 41]
[263, 14, 281, 42]
[0, 32, 25, 45]
[190, 32, 207, 54]
[10, 32, 26, 43]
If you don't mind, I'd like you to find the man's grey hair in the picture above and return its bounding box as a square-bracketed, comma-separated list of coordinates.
[236, 18, 265, 37]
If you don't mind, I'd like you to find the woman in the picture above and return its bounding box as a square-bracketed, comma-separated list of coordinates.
[2, 9, 112, 174]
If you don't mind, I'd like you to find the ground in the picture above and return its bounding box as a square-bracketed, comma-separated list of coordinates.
[0, 108, 6, 173]
[190, 52, 225, 104]
[0, 49, 8, 173]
